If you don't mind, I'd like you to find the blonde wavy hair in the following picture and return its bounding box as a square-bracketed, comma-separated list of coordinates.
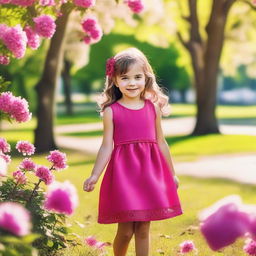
[96, 48, 170, 116]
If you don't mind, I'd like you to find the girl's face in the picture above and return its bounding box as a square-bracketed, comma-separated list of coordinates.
[115, 62, 146, 100]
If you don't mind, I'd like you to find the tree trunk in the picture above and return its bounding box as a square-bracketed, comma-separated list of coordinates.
[62, 59, 73, 115]
[34, 10, 70, 153]
[180, 0, 236, 135]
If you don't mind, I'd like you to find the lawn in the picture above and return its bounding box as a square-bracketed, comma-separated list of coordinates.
[6, 151, 254, 256]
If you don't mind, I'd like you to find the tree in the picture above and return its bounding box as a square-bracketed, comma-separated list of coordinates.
[176, 0, 256, 134]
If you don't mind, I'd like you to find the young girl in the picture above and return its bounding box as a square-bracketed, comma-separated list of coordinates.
[83, 48, 183, 256]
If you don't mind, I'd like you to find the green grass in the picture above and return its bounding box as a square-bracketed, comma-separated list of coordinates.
[167, 134, 256, 160]
[7, 151, 254, 256]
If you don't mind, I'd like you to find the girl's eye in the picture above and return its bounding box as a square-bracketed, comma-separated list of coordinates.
[136, 76, 142, 79]
[121, 77, 128, 80]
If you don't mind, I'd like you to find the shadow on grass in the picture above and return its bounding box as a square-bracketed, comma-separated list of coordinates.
[219, 117, 256, 126]
[166, 135, 195, 146]
[181, 175, 256, 192]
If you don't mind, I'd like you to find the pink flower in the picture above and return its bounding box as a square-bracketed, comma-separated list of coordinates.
[0, 56, 10, 65]
[85, 236, 98, 247]
[95, 241, 107, 251]
[0, 138, 11, 153]
[46, 150, 67, 170]
[11, 0, 36, 6]
[244, 239, 256, 255]
[0, 0, 10, 4]
[252, 0, 256, 6]
[35, 166, 54, 185]
[199, 195, 251, 251]
[0, 92, 14, 113]
[1, 25, 27, 59]
[73, 0, 95, 8]
[126, 0, 144, 13]
[83, 35, 92, 44]
[19, 158, 36, 171]
[16, 141, 35, 156]
[39, 0, 55, 6]
[106, 57, 115, 78]
[9, 96, 32, 122]
[0, 156, 8, 176]
[0, 154, 11, 164]
[44, 181, 78, 215]
[81, 16, 103, 45]
[0, 202, 31, 236]
[179, 240, 196, 254]
[81, 17, 97, 33]
[24, 26, 40, 50]
[13, 170, 27, 184]
[33, 15, 56, 38]
[0, 92, 31, 123]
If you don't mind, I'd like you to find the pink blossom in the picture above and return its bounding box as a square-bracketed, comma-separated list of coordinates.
[13, 170, 27, 184]
[106, 57, 115, 78]
[44, 180, 78, 215]
[11, 0, 36, 6]
[0, 56, 10, 65]
[73, 0, 95, 8]
[0, 92, 31, 123]
[0, 154, 11, 164]
[46, 150, 67, 170]
[83, 35, 92, 44]
[179, 240, 196, 254]
[126, 0, 144, 13]
[199, 195, 251, 251]
[39, 0, 55, 6]
[16, 141, 35, 156]
[81, 17, 97, 33]
[0, 156, 8, 176]
[95, 241, 107, 251]
[0, 202, 31, 236]
[19, 158, 36, 171]
[244, 239, 256, 255]
[0, 92, 13, 113]
[35, 166, 54, 185]
[24, 26, 40, 50]
[85, 236, 98, 247]
[0, 138, 11, 153]
[252, 0, 256, 6]
[10, 96, 32, 122]
[1, 25, 27, 59]
[0, 0, 10, 4]
[89, 26, 102, 41]
[33, 15, 56, 38]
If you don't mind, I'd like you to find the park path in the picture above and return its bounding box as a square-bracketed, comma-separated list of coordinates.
[55, 117, 256, 185]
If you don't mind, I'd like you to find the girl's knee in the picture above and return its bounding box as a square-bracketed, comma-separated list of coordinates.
[135, 221, 150, 239]
[116, 222, 135, 241]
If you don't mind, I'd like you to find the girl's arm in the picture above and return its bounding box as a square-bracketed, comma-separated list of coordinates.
[155, 104, 176, 176]
[83, 107, 114, 191]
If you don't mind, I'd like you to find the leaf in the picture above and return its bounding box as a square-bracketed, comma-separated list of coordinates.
[47, 239, 54, 247]
[21, 233, 41, 243]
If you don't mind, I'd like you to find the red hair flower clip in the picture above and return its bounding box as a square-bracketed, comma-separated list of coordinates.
[106, 57, 115, 78]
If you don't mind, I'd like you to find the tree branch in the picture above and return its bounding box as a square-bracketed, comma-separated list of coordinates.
[237, 0, 256, 10]
[177, 31, 190, 50]
[188, 0, 202, 43]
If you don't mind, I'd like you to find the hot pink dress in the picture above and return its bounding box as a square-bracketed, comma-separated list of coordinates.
[98, 99, 183, 224]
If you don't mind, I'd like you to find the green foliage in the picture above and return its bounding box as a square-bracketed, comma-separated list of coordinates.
[73, 33, 190, 95]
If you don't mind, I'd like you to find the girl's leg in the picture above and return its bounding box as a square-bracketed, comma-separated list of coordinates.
[134, 221, 151, 256]
[113, 221, 135, 256]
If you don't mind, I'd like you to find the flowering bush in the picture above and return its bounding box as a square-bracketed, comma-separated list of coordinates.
[0, 138, 81, 256]
[0, 0, 145, 64]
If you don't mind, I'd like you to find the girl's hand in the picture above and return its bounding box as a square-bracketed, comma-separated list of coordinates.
[83, 175, 98, 192]
[173, 175, 179, 189]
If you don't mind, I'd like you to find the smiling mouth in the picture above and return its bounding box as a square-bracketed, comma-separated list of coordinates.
[127, 88, 138, 91]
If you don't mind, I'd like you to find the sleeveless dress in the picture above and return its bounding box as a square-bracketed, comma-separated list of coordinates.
[98, 99, 183, 224]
